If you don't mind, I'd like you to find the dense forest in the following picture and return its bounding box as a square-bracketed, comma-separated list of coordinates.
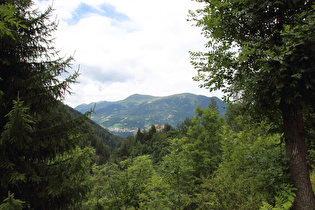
[1, 0, 314, 209]
[83, 101, 300, 209]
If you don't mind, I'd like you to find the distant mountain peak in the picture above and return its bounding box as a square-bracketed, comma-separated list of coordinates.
[74, 93, 227, 134]
[125, 94, 156, 101]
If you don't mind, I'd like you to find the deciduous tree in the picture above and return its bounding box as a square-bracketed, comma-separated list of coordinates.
[186, 103, 224, 177]
[190, 1, 315, 208]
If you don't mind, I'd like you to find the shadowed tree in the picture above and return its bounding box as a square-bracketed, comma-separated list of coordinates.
[0, 0, 93, 208]
[190, 0, 315, 208]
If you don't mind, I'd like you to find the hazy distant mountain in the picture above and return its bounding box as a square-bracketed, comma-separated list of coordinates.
[74, 93, 227, 131]
[75, 101, 116, 114]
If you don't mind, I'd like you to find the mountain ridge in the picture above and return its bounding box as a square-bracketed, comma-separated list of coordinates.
[75, 93, 227, 132]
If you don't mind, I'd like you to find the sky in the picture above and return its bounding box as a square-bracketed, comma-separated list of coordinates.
[34, 0, 222, 107]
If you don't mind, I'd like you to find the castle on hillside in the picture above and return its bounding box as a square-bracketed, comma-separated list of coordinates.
[154, 124, 165, 132]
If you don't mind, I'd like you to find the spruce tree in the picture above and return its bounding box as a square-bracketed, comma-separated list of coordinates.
[0, 0, 92, 209]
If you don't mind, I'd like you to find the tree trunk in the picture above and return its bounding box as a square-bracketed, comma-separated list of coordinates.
[281, 99, 315, 210]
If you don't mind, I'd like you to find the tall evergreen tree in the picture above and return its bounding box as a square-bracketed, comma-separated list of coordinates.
[0, 0, 92, 208]
[190, 1, 315, 208]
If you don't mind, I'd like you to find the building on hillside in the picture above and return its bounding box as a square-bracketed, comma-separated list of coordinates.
[154, 124, 165, 132]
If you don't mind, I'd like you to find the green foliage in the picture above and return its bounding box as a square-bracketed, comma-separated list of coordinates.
[113, 124, 178, 163]
[44, 147, 93, 208]
[1, 96, 34, 164]
[186, 103, 224, 177]
[176, 117, 195, 136]
[65, 105, 121, 164]
[161, 138, 195, 209]
[225, 102, 254, 131]
[260, 185, 296, 210]
[84, 155, 170, 209]
[83, 103, 294, 209]
[190, 0, 315, 207]
[0, 191, 25, 210]
[196, 123, 289, 209]
[0, 96, 34, 186]
[0, 98, 94, 208]
[0, 4, 26, 40]
[5, 0, 304, 209]
[0, 0, 96, 208]
[190, 0, 315, 110]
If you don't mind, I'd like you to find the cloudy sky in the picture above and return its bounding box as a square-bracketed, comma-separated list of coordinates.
[34, 0, 221, 107]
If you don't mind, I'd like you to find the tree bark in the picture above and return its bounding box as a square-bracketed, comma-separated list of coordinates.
[281, 99, 315, 210]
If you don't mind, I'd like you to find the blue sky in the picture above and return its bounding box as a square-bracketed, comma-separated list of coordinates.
[34, 0, 222, 107]
[67, 3, 129, 25]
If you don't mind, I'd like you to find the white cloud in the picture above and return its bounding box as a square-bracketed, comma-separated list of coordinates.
[34, 0, 222, 107]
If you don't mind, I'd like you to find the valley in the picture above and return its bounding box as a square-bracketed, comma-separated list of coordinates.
[75, 93, 227, 136]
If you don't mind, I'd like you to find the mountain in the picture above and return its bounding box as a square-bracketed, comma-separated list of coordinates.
[65, 105, 122, 149]
[75, 94, 157, 114]
[74, 93, 227, 131]
[75, 101, 115, 114]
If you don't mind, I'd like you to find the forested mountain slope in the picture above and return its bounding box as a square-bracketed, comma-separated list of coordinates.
[65, 105, 122, 151]
[75, 93, 226, 130]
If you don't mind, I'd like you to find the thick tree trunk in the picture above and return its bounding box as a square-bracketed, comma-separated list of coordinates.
[281, 100, 315, 210]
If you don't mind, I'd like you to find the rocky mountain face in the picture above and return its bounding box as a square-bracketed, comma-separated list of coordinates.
[75, 93, 227, 133]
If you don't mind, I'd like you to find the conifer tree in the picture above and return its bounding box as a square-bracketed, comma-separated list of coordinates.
[0, 191, 24, 210]
[0, 0, 93, 208]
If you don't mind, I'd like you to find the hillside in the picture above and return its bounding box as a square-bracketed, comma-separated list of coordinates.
[64, 105, 121, 150]
[74, 93, 226, 132]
